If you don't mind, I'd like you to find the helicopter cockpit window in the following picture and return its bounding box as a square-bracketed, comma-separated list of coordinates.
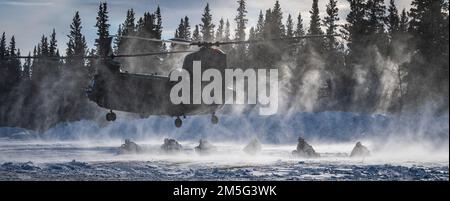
[90, 79, 96, 88]
[85, 79, 96, 96]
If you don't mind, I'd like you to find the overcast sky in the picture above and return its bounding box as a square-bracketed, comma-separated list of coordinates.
[0, 0, 413, 54]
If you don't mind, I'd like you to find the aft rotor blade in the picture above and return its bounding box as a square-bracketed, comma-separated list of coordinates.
[215, 34, 341, 46]
[113, 35, 192, 46]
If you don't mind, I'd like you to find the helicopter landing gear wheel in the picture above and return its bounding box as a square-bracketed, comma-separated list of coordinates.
[211, 114, 219, 124]
[175, 117, 182, 128]
[106, 110, 116, 122]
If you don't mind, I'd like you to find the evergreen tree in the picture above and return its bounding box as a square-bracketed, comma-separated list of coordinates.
[140, 12, 157, 39]
[173, 17, 190, 51]
[35, 34, 60, 80]
[200, 3, 215, 41]
[184, 16, 191, 40]
[322, 0, 346, 109]
[323, 0, 339, 51]
[309, 0, 324, 35]
[7, 36, 21, 85]
[66, 11, 87, 66]
[134, 10, 164, 73]
[86, 49, 96, 75]
[248, 12, 264, 69]
[31, 46, 37, 76]
[48, 29, 60, 76]
[264, 1, 285, 39]
[235, 0, 248, 41]
[366, 0, 386, 32]
[192, 25, 201, 41]
[155, 6, 163, 39]
[123, 9, 136, 36]
[40, 35, 49, 56]
[286, 14, 294, 38]
[406, 0, 448, 109]
[49, 29, 58, 56]
[9, 36, 16, 57]
[136, 17, 144, 33]
[386, 1, 406, 64]
[216, 18, 225, 41]
[248, 10, 267, 68]
[220, 19, 232, 53]
[247, 26, 257, 57]
[256, 11, 265, 38]
[291, 11, 309, 108]
[175, 18, 185, 38]
[175, 17, 191, 40]
[115, 9, 136, 55]
[0, 32, 6, 59]
[0, 32, 6, 83]
[245, 26, 257, 68]
[399, 9, 409, 33]
[113, 25, 123, 54]
[308, 0, 325, 52]
[249, 27, 256, 40]
[0, 32, 7, 93]
[386, 0, 400, 36]
[274, 1, 285, 37]
[56, 50, 62, 65]
[342, 0, 368, 109]
[232, 0, 249, 68]
[366, 0, 388, 52]
[343, 0, 389, 112]
[343, 0, 367, 64]
[37, 42, 42, 56]
[295, 13, 305, 37]
[22, 52, 32, 80]
[224, 19, 231, 41]
[95, 2, 111, 57]
[285, 14, 295, 56]
[408, 0, 447, 59]
[250, 1, 286, 69]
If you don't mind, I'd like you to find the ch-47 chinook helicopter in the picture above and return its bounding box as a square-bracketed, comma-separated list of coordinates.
[85, 34, 338, 127]
[12, 34, 337, 127]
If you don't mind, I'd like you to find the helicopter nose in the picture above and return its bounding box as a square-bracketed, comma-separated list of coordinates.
[85, 87, 93, 99]
[85, 80, 96, 99]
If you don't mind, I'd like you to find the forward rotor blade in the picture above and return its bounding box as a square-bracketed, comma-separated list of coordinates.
[112, 35, 192, 46]
[3, 55, 103, 60]
[4, 50, 195, 60]
[114, 50, 195, 58]
[169, 38, 194, 43]
[3, 55, 71, 60]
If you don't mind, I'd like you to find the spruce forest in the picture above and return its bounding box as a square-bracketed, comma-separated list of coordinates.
[0, 0, 448, 131]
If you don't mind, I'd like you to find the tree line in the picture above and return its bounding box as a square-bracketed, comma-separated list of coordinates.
[0, 0, 448, 131]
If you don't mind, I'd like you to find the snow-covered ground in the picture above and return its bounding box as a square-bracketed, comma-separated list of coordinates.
[0, 139, 447, 181]
[0, 111, 448, 181]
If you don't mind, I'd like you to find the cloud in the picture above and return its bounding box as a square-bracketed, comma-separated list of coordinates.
[0, 0, 413, 55]
[0, 1, 54, 6]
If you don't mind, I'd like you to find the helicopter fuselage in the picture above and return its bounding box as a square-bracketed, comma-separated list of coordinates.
[86, 47, 226, 121]
[87, 71, 222, 117]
